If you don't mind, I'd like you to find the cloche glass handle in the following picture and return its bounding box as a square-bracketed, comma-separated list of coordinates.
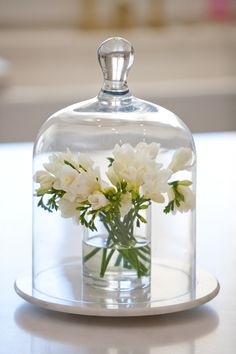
[97, 37, 134, 94]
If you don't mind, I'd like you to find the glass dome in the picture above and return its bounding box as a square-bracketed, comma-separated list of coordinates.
[33, 37, 196, 308]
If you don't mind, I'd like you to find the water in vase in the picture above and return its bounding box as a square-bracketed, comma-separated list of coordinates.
[83, 235, 151, 291]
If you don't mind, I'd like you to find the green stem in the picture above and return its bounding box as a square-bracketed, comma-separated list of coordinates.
[85, 210, 151, 279]
[118, 249, 149, 277]
[114, 253, 123, 266]
[100, 249, 116, 277]
[83, 247, 101, 263]
[100, 248, 107, 277]
[136, 249, 151, 263]
[139, 245, 151, 254]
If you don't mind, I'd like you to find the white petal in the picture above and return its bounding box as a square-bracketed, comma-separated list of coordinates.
[88, 191, 110, 210]
[178, 185, 195, 211]
[58, 198, 78, 218]
[136, 142, 160, 159]
[169, 148, 194, 173]
[120, 193, 132, 217]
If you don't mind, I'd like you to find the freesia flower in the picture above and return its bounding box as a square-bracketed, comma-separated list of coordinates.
[113, 163, 144, 189]
[53, 164, 78, 191]
[44, 149, 93, 175]
[167, 184, 195, 214]
[45, 149, 103, 203]
[169, 147, 194, 173]
[34, 170, 55, 192]
[74, 168, 102, 200]
[106, 165, 121, 186]
[107, 142, 161, 191]
[78, 153, 94, 171]
[142, 167, 172, 203]
[88, 191, 110, 210]
[136, 142, 160, 160]
[58, 167, 102, 204]
[58, 198, 80, 219]
[44, 148, 78, 174]
[110, 143, 140, 188]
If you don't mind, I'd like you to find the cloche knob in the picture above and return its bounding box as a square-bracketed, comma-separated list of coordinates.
[97, 37, 134, 93]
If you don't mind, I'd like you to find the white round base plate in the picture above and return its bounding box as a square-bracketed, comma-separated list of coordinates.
[15, 269, 219, 317]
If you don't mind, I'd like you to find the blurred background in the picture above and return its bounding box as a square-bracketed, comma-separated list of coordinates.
[0, 0, 235, 142]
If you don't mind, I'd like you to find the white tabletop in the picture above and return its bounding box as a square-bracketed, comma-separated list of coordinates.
[0, 132, 236, 354]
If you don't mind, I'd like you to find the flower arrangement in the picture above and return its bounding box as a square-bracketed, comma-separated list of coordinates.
[34, 142, 195, 281]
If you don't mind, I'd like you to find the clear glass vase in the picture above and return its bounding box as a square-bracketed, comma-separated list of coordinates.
[82, 207, 151, 291]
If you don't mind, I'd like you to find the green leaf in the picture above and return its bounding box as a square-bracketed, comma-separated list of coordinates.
[120, 181, 127, 191]
[139, 204, 149, 210]
[64, 160, 78, 171]
[107, 157, 114, 167]
[169, 180, 179, 187]
[79, 164, 87, 172]
[178, 180, 192, 186]
[137, 214, 147, 223]
[36, 189, 48, 196]
[37, 195, 53, 212]
[164, 200, 174, 214]
[87, 210, 96, 215]
[132, 191, 139, 200]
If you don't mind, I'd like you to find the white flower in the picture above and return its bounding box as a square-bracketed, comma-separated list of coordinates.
[34, 170, 55, 191]
[44, 149, 93, 175]
[106, 165, 121, 186]
[88, 191, 110, 210]
[47, 151, 103, 203]
[168, 184, 195, 214]
[44, 148, 77, 174]
[58, 198, 80, 220]
[74, 168, 102, 200]
[53, 164, 78, 191]
[169, 147, 194, 173]
[107, 144, 140, 188]
[178, 185, 195, 212]
[120, 192, 132, 217]
[43, 154, 63, 175]
[142, 167, 172, 203]
[136, 142, 160, 160]
[107, 142, 160, 190]
[112, 143, 135, 163]
[79, 153, 94, 171]
[62, 168, 102, 203]
[113, 162, 144, 189]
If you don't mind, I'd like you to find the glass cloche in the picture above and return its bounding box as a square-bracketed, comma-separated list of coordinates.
[31, 37, 197, 311]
